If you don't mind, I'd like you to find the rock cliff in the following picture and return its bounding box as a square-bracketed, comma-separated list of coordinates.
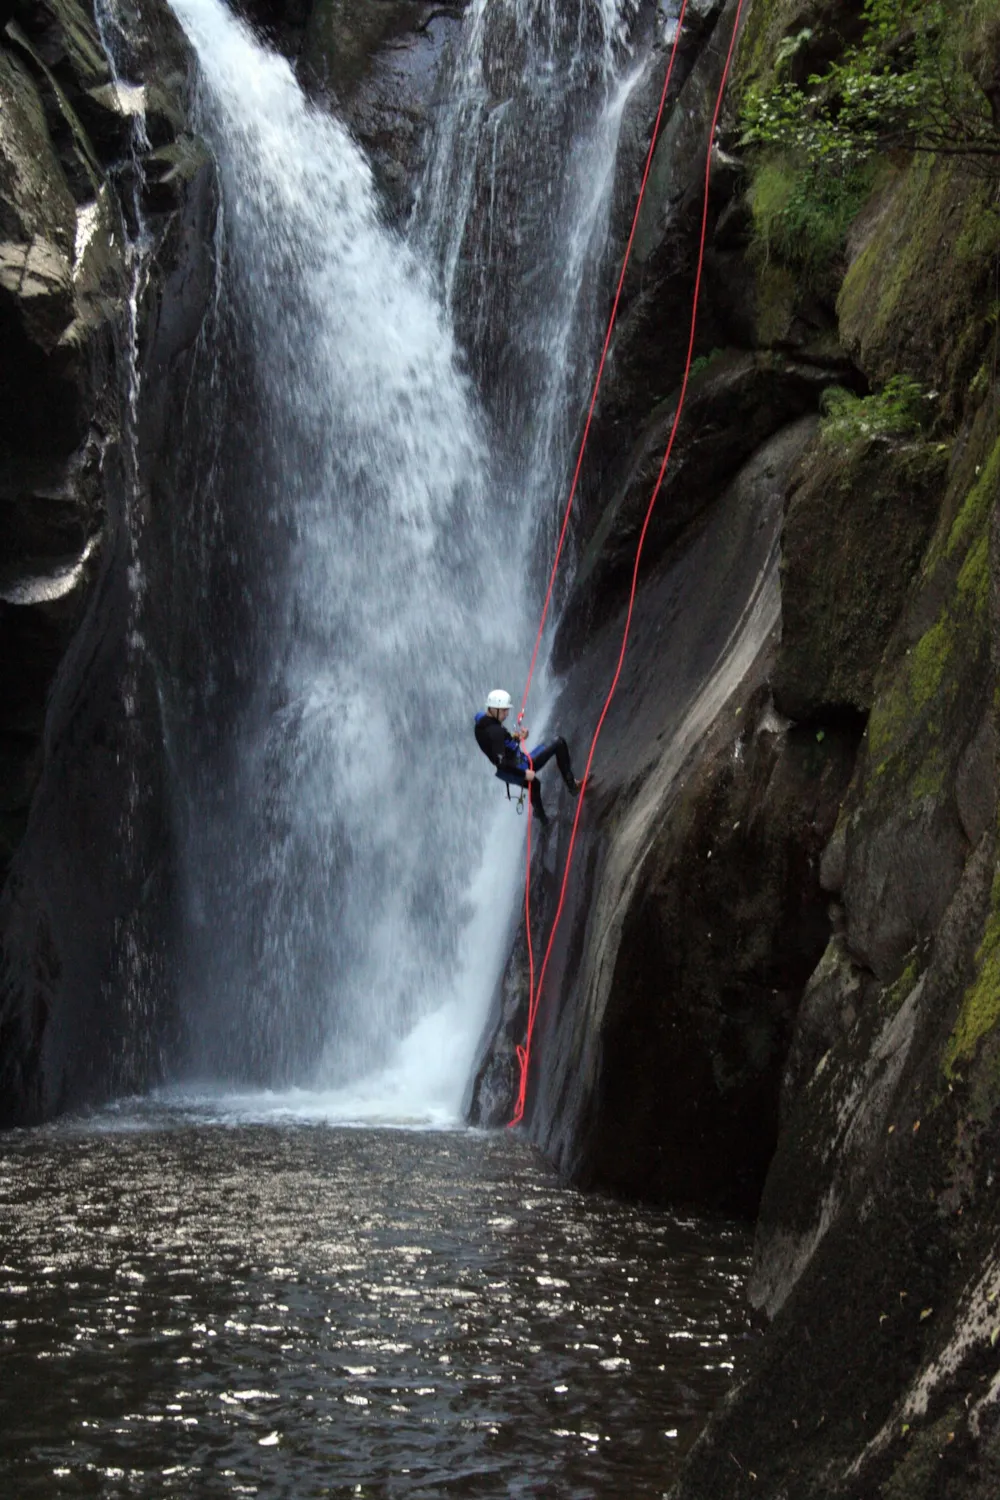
[4, 0, 1000, 1486]
[0, 0, 215, 1121]
[470, 0, 1000, 1491]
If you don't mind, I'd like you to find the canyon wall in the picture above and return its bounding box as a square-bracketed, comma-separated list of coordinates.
[0, 0, 215, 1120]
[471, 0, 1000, 1491]
[4, 1, 1000, 1487]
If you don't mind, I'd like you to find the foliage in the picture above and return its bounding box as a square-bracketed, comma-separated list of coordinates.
[741, 0, 1000, 171]
[749, 155, 876, 280]
[689, 347, 724, 376]
[819, 375, 933, 444]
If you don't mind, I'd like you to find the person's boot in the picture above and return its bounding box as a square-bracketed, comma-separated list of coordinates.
[564, 774, 581, 796]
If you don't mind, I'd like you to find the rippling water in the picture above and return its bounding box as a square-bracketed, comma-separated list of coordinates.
[0, 1117, 750, 1497]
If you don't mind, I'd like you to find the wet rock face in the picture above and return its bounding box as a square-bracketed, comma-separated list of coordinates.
[471, 404, 823, 1194]
[0, 0, 118, 880]
[583, 699, 858, 1216]
[773, 435, 948, 722]
[299, 0, 471, 217]
[0, 0, 216, 1122]
[675, 836, 1000, 1500]
[659, 0, 1000, 1494]
[474, 67, 999, 1499]
[236, 0, 313, 57]
[471, 0, 863, 1216]
[554, 350, 846, 666]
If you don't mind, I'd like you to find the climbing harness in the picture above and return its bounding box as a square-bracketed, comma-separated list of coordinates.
[506, 781, 528, 815]
[509, 0, 748, 1128]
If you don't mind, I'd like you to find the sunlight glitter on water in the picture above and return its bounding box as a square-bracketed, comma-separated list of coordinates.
[0, 1122, 752, 1498]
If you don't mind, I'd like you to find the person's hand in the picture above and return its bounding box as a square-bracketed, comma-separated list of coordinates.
[517, 728, 529, 742]
[524, 769, 536, 782]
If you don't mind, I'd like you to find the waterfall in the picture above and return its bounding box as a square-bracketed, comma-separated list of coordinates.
[413, 0, 644, 581]
[158, 0, 647, 1121]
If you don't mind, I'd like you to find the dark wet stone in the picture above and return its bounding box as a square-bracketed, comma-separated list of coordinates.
[773, 435, 948, 722]
[0, 0, 213, 1122]
[554, 353, 841, 667]
[578, 699, 858, 1217]
[300, 0, 471, 216]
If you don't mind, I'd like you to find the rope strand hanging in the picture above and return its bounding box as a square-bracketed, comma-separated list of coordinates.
[510, 0, 748, 1129]
[516, 0, 691, 726]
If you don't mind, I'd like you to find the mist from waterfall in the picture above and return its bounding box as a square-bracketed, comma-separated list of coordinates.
[161, 0, 647, 1122]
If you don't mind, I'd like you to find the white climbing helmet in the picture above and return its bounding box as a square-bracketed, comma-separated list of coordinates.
[486, 688, 513, 711]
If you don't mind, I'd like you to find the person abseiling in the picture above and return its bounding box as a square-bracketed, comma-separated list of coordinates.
[473, 689, 580, 827]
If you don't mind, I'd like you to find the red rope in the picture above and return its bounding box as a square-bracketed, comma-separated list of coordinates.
[510, 0, 747, 1129]
[516, 0, 690, 726]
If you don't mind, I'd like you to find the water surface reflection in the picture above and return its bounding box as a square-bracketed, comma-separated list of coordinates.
[0, 1118, 750, 1496]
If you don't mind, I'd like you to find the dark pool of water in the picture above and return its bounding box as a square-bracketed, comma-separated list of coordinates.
[0, 1116, 751, 1497]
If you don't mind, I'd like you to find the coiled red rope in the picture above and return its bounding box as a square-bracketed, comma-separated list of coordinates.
[510, 0, 747, 1128]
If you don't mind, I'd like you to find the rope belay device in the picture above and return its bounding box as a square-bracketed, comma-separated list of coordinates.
[508, 0, 747, 1128]
[506, 782, 527, 816]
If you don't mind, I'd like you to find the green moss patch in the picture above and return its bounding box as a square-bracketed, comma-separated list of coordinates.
[775, 431, 947, 718]
[748, 151, 876, 294]
[882, 955, 923, 1014]
[864, 435, 992, 796]
[839, 160, 1000, 416]
[945, 867, 1000, 1076]
[946, 432, 1000, 559]
[819, 376, 934, 449]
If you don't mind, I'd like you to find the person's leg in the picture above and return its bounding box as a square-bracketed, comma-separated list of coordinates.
[527, 741, 555, 770]
[552, 737, 576, 786]
[529, 777, 549, 825]
[529, 737, 578, 791]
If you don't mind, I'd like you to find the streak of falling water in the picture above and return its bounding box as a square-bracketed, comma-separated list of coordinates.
[160, 0, 655, 1120]
[412, 0, 645, 575]
[166, 0, 531, 1112]
[86, 0, 165, 1089]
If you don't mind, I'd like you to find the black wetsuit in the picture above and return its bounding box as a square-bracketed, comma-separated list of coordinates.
[474, 712, 576, 825]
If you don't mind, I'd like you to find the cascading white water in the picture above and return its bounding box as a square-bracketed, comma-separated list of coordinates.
[162, 0, 650, 1122]
[413, 0, 644, 574]
[168, 0, 530, 1117]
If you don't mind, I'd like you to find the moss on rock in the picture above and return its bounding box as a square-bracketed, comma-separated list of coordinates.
[774, 432, 946, 721]
[944, 866, 1000, 1077]
[863, 420, 995, 800]
[838, 160, 1000, 423]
